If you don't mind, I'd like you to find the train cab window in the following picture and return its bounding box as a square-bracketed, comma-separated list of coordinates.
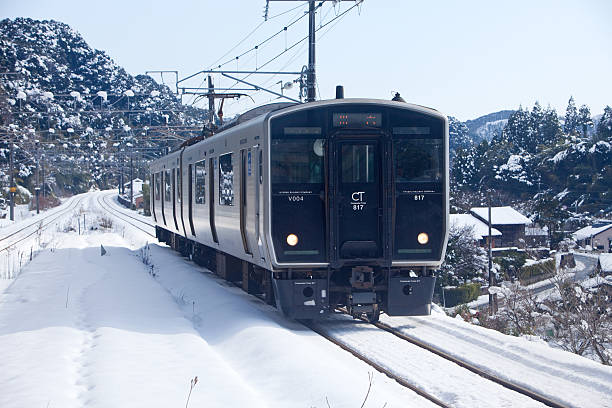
[164, 169, 171, 202]
[194, 159, 206, 204]
[154, 172, 161, 200]
[394, 138, 443, 183]
[341, 144, 375, 183]
[271, 139, 324, 184]
[219, 153, 234, 206]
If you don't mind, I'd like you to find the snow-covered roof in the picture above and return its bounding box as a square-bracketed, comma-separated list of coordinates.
[470, 206, 531, 226]
[599, 254, 612, 273]
[450, 214, 502, 240]
[573, 223, 612, 241]
[526, 226, 548, 236]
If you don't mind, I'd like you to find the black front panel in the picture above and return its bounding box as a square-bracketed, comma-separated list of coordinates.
[270, 114, 326, 262]
[270, 103, 447, 265]
[390, 111, 445, 261]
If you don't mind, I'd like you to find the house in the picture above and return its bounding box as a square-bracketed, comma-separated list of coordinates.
[573, 221, 612, 252]
[597, 253, 612, 275]
[470, 206, 531, 248]
[525, 225, 549, 248]
[450, 214, 502, 247]
[123, 178, 144, 197]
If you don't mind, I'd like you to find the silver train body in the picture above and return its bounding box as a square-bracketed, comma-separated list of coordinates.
[150, 98, 449, 321]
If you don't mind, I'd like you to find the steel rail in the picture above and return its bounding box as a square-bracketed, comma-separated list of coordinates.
[96, 193, 155, 238]
[303, 321, 451, 408]
[360, 313, 570, 408]
[0, 195, 85, 252]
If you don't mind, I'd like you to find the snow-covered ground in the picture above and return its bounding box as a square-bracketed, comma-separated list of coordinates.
[0, 192, 429, 407]
[0, 204, 36, 227]
[1, 190, 611, 407]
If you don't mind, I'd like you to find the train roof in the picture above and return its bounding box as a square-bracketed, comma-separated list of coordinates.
[150, 98, 447, 168]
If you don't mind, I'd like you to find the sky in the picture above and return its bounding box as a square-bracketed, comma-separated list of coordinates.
[2, 0, 612, 120]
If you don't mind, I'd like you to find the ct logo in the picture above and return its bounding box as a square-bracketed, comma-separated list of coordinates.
[350, 191, 366, 211]
[351, 191, 365, 202]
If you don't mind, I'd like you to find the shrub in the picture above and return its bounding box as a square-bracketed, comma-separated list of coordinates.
[520, 259, 555, 283]
[442, 283, 481, 307]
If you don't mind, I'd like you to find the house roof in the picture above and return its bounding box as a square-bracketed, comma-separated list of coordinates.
[470, 206, 531, 226]
[573, 223, 612, 241]
[450, 214, 502, 240]
[599, 254, 612, 273]
[526, 226, 548, 236]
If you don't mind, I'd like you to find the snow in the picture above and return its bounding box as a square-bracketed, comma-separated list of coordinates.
[1, 191, 611, 407]
[379, 312, 612, 408]
[0, 192, 429, 407]
[450, 213, 501, 240]
[599, 253, 612, 273]
[470, 206, 531, 225]
[573, 223, 612, 241]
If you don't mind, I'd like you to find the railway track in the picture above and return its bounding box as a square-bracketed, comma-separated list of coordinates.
[96, 192, 155, 238]
[304, 320, 452, 407]
[95, 192, 570, 407]
[0, 195, 85, 253]
[322, 308, 570, 408]
[368, 318, 568, 408]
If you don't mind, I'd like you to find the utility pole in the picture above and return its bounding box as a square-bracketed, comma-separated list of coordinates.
[306, 0, 316, 102]
[9, 134, 15, 221]
[129, 151, 134, 208]
[35, 152, 40, 214]
[207, 75, 215, 126]
[488, 190, 495, 314]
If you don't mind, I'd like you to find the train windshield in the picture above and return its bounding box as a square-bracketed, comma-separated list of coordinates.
[271, 138, 325, 184]
[394, 139, 443, 183]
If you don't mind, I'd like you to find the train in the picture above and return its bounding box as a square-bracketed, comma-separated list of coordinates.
[150, 93, 449, 322]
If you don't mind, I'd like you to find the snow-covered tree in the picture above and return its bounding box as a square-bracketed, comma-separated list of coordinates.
[577, 104, 593, 138]
[439, 223, 487, 287]
[564, 96, 579, 135]
[449, 116, 471, 153]
[596, 105, 612, 142]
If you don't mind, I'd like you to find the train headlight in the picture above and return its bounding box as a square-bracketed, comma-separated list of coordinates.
[286, 234, 299, 246]
[417, 232, 429, 245]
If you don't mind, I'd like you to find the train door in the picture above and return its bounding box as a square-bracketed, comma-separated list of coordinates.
[209, 157, 219, 243]
[172, 168, 179, 230]
[240, 149, 252, 255]
[179, 156, 187, 237]
[187, 163, 195, 236]
[333, 139, 382, 260]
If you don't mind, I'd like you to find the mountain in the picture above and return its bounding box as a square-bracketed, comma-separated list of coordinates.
[0, 18, 206, 195]
[464, 110, 514, 144]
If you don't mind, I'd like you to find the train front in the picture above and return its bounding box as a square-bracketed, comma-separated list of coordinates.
[266, 99, 448, 320]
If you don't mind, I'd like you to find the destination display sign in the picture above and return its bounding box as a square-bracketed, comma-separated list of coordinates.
[332, 112, 381, 128]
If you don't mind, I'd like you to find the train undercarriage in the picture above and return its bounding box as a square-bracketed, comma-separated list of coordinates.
[157, 226, 436, 322]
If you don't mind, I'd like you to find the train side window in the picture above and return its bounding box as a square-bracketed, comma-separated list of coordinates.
[164, 169, 171, 202]
[194, 159, 206, 205]
[219, 153, 234, 206]
[154, 172, 161, 200]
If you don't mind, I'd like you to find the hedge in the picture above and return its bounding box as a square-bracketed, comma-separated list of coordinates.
[442, 283, 481, 308]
